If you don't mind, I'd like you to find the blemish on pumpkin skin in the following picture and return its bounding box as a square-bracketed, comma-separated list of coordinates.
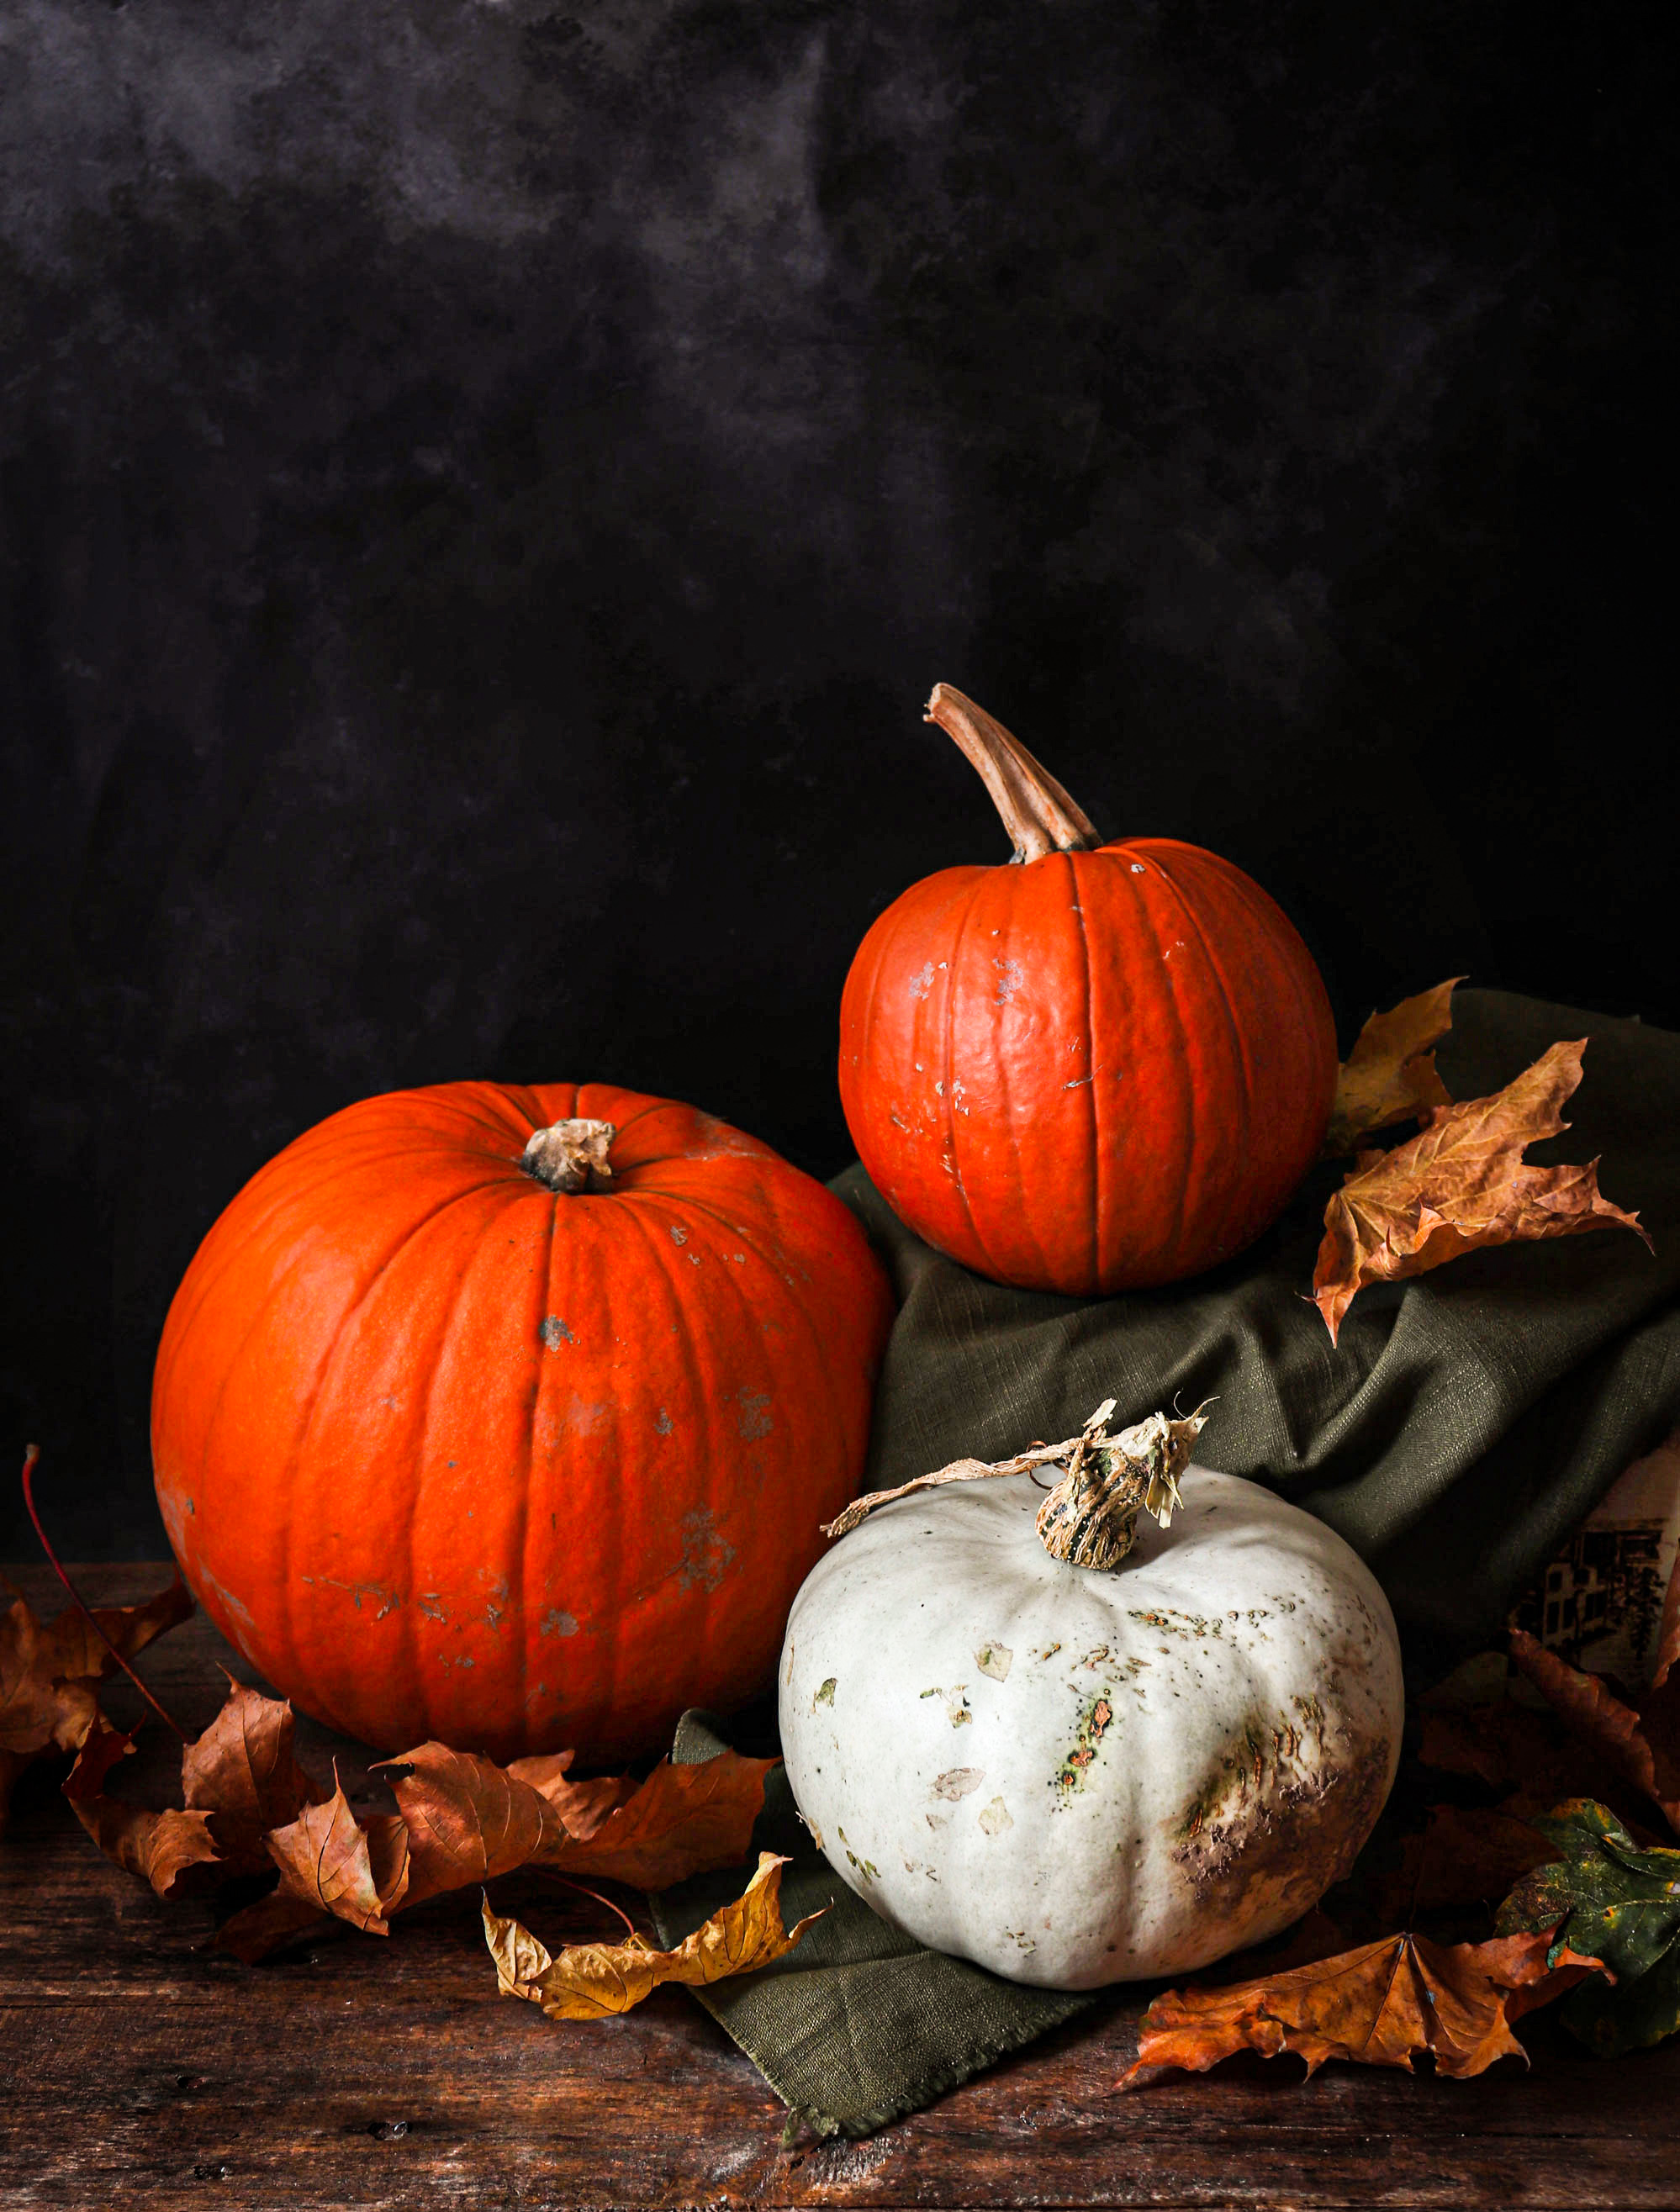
[932, 1767, 985, 1800]
[655, 1408, 674, 1437]
[540, 1608, 578, 1638]
[677, 1508, 737, 1592]
[541, 1315, 574, 1349]
[975, 1643, 1013, 1681]
[1172, 1703, 1393, 1933]
[302, 1573, 402, 1623]
[736, 1389, 774, 1442]
[1053, 1694, 1115, 1797]
[813, 1676, 837, 1711]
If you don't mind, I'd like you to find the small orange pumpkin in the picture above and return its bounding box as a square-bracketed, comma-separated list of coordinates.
[152, 1083, 893, 1762]
[838, 686, 1337, 1293]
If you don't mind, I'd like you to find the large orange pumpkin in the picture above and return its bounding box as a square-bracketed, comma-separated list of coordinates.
[152, 1083, 893, 1762]
[838, 685, 1338, 1294]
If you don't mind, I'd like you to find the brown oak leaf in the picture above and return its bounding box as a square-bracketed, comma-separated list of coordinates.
[483, 1850, 822, 2022]
[1117, 1927, 1610, 2088]
[1312, 1038, 1651, 1344]
[1322, 978, 1461, 1158]
[1510, 1623, 1680, 1838]
[0, 1577, 193, 1832]
[63, 1721, 220, 1898]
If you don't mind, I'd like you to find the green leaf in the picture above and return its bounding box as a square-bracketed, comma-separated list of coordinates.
[1494, 1799, 1680, 2057]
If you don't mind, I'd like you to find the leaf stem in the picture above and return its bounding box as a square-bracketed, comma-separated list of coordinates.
[20, 1444, 191, 1743]
[536, 1870, 639, 1938]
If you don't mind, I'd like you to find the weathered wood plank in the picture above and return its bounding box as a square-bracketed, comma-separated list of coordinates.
[3, 1565, 1679, 2209]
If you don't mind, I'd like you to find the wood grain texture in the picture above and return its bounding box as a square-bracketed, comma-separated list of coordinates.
[3, 1565, 1679, 2210]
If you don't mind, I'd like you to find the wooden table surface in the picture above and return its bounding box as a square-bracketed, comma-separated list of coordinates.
[5, 1564, 1679, 2211]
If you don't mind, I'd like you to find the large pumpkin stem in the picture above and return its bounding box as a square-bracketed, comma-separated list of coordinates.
[823, 1401, 1212, 1570]
[925, 683, 1104, 863]
[521, 1118, 616, 1194]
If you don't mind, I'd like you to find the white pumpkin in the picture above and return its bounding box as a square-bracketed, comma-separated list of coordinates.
[778, 1464, 1403, 1988]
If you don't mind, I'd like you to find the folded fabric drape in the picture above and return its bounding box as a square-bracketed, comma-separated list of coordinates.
[652, 990, 1680, 2136]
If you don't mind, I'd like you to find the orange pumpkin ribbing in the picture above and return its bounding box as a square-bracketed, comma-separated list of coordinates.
[839, 690, 1337, 1295]
[152, 1082, 893, 1763]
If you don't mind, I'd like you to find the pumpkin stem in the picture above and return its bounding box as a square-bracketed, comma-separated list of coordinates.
[925, 683, 1104, 863]
[521, 1119, 616, 1195]
[822, 1401, 1212, 1571]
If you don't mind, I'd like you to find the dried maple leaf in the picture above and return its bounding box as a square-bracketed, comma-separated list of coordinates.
[538, 1750, 779, 1890]
[1312, 1038, 1651, 1344]
[1376, 1802, 1561, 1922]
[1495, 1800, 1680, 2057]
[1117, 1926, 1609, 2088]
[1509, 1624, 1680, 1837]
[181, 1675, 330, 1871]
[483, 1850, 822, 2022]
[0, 1577, 193, 1832]
[1322, 978, 1461, 1158]
[63, 1720, 219, 1898]
[1417, 1699, 1661, 1842]
[267, 1772, 410, 1932]
[387, 1740, 776, 1908]
[66, 1675, 332, 1905]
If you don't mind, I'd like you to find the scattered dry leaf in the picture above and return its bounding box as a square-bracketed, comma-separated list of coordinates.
[1312, 1039, 1651, 1344]
[1117, 1927, 1609, 2088]
[1323, 979, 1461, 1158]
[1376, 1802, 1561, 1922]
[386, 1740, 774, 1907]
[536, 1751, 780, 1890]
[483, 1850, 822, 2021]
[181, 1675, 330, 1872]
[63, 1720, 219, 1898]
[0, 1577, 193, 1832]
[56, 1661, 779, 1962]
[1510, 1626, 1680, 1838]
[268, 1772, 411, 1932]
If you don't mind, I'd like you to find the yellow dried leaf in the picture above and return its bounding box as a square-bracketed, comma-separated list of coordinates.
[1313, 1038, 1651, 1344]
[1322, 978, 1461, 1157]
[482, 1850, 821, 2022]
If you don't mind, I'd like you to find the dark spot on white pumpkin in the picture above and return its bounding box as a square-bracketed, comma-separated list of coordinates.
[813, 1676, 837, 1711]
[1172, 1697, 1393, 1937]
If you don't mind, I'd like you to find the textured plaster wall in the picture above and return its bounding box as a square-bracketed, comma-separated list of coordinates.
[1, 2, 1669, 1549]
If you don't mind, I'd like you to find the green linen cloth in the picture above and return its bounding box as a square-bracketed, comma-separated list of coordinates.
[652, 989, 1680, 2136]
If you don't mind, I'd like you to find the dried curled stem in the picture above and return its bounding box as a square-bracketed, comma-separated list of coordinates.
[521, 1119, 616, 1195]
[924, 684, 1103, 863]
[823, 1399, 1213, 1571]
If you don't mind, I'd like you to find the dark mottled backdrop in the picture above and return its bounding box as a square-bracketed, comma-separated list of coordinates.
[2, 3, 1671, 1553]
